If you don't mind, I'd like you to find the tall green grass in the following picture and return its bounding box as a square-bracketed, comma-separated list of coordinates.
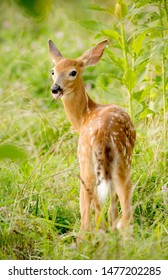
[0, 0, 167, 259]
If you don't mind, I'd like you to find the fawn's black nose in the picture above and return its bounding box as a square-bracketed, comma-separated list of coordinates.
[51, 84, 62, 94]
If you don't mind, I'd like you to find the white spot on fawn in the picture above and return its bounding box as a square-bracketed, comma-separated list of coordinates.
[113, 131, 119, 136]
[123, 147, 126, 156]
[90, 136, 95, 146]
[110, 135, 115, 147]
[89, 126, 93, 135]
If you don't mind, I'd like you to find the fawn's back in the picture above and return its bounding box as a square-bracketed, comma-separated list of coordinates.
[78, 103, 136, 203]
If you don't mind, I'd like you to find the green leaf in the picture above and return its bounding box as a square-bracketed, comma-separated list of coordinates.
[132, 33, 146, 56]
[105, 48, 125, 73]
[89, 4, 106, 12]
[133, 99, 144, 117]
[123, 68, 136, 92]
[134, 51, 150, 68]
[114, 1, 128, 20]
[139, 108, 154, 119]
[0, 144, 27, 161]
[136, 64, 148, 85]
[139, 84, 155, 102]
[89, 4, 114, 15]
[101, 29, 120, 42]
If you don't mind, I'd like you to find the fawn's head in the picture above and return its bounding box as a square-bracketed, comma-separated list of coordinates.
[48, 40, 108, 100]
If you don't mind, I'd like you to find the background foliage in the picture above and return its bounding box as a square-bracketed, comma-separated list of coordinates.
[0, 0, 167, 259]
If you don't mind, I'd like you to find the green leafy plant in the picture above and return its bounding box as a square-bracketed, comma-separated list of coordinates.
[87, 0, 168, 173]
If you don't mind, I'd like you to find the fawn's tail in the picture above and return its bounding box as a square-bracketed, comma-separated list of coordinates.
[92, 133, 115, 204]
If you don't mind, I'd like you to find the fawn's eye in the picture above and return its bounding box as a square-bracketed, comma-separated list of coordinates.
[69, 70, 77, 77]
[51, 70, 54, 75]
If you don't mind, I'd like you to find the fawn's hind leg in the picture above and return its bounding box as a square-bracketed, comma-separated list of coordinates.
[108, 185, 118, 230]
[114, 170, 133, 234]
[93, 188, 107, 230]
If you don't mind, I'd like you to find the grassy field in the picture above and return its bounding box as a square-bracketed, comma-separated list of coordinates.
[0, 0, 167, 260]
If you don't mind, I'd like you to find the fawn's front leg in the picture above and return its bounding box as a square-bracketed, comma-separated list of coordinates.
[77, 176, 95, 243]
[77, 186, 92, 244]
[79, 181, 92, 232]
[77, 134, 96, 237]
[79, 169, 95, 228]
[78, 154, 95, 241]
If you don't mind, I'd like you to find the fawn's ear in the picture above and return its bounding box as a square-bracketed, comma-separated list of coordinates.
[78, 40, 108, 67]
[48, 39, 63, 64]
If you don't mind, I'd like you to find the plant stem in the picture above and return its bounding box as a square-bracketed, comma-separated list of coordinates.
[120, 22, 128, 69]
[159, 0, 167, 173]
[164, 0, 168, 23]
[120, 22, 133, 119]
[161, 53, 167, 173]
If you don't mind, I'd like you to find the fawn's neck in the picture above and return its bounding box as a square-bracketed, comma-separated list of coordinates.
[62, 80, 97, 133]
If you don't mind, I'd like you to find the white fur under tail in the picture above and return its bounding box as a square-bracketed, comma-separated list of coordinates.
[97, 179, 110, 205]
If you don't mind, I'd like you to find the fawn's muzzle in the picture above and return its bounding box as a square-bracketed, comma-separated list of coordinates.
[51, 84, 63, 100]
[51, 84, 62, 94]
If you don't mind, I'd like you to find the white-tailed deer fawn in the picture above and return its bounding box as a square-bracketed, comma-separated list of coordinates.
[48, 39, 136, 239]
